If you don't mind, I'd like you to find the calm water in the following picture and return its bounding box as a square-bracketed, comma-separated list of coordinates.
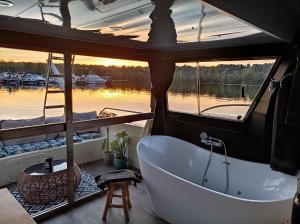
[0, 84, 255, 122]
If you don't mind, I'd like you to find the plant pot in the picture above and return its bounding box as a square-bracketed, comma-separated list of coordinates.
[113, 158, 127, 170]
[103, 151, 114, 166]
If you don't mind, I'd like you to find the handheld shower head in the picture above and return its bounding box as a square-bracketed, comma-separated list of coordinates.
[200, 132, 223, 147]
[200, 132, 208, 140]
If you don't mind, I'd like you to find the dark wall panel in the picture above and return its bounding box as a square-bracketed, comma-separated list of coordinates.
[165, 113, 266, 163]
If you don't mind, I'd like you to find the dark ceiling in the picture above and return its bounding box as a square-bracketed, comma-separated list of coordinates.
[0, 0, 299, 51]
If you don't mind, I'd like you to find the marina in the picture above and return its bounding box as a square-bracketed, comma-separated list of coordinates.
[0, 72, 108, 87]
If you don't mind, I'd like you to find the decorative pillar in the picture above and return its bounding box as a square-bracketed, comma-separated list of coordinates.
[148, 0, 177, 47]
[60, 0, 71, 28]
[149, 58, 175, 135]
[148, 0, 177, 135]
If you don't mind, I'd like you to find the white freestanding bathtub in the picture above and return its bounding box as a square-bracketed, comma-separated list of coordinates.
[137, 135, 296, 224]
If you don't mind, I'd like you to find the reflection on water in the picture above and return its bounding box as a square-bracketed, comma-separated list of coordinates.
[169, 83, 260, 99]
[0, 84, 151, 120]
[168, 83, 255, 118]
[0, 83, 255, 120]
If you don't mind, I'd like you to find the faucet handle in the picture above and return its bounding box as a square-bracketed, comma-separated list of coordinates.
[201, 138, 210, 145]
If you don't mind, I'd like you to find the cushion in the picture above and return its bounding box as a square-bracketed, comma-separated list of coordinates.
[31, 141, 51, 150]
[2, 117, 46, 146]
[73, 135, 83, 143]
[56, 136, 66, 145]
[55, 135, 82, 144]
[23, 139, 63, 152]
[0, 148, 7, 158]
[79, 132, 102, 140]
[95, 170, 142, 190]
[44, 116, 65, 139]
[47, 139, 63, 148]
[73, 111, 97, 121]
[22, 143, 39, 152]
[4, 145, 25, 156]
[73, 111, 100, 134]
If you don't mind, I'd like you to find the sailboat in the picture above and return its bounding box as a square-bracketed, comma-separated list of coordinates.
[50, 63, 64, 88]
[49, 63, 79, 87]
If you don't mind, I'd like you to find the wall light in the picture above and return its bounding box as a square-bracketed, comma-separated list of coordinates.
[0, 0, 14, 7]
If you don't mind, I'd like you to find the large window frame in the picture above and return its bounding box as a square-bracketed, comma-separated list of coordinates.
[166, 56, 280, 123]
[0, 44, 153, 219]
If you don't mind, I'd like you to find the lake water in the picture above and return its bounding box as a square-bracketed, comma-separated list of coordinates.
[0, 84, 255, 123]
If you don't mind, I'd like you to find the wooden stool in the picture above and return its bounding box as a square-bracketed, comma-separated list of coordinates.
[102, 181, 131, 222]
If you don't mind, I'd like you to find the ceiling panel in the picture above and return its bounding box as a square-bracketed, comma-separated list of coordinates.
[0, 0, 275, 47]
[0, 0, 37, 17]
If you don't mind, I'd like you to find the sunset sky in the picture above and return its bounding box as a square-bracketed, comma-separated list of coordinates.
[0, 47, 148, 66]
[0, 47, 275, 67]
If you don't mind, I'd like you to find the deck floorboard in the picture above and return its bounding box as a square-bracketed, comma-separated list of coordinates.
[40, 160, 169, 224]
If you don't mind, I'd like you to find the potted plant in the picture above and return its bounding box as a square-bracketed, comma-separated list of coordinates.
[99, 110, 117, 166]
[111, 129, 130, 169]
[101, 136, 114, 165]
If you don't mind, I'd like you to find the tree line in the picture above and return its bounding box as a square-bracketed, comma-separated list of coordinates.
[0, 61, 273, 93]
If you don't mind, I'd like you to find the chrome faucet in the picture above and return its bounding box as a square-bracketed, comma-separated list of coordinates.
[200, 132, 223, 148]
[200, 132, 229, 194]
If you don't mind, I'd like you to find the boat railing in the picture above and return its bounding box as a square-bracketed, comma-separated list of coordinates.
[0, 111, 153, 141]
[99, 107, 144, 115]
[200, 104, 251, 114]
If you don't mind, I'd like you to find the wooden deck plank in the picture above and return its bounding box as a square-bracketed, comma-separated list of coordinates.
[40, 160, 168, 224]
[40, 183, 168, 224]
[0, 188, 36, 224]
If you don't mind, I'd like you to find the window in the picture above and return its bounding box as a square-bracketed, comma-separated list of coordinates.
[167, 59, 276, 120]
[0, 49, 151, 123]
[0, 47, 151, 215]
[0, 0, 270, 45]
[72, 55, 151, 126]
[0, 48, 49, 120]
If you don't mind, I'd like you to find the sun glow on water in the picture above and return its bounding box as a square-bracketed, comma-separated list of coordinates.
[101, 90, 122, 98]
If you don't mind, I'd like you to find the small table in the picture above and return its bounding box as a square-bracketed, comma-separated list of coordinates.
[17, 160, 81, 205]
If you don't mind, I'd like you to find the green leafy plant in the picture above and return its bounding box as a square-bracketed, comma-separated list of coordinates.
[111, 129, 130, 160]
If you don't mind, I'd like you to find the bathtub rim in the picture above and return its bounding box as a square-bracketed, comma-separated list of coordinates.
[137, 135, 295, 203]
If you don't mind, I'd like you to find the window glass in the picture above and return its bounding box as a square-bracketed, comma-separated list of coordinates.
[0, 49, 151, 122]
[0, 0, 267, 45]
[0, 47, 151, 214]
[0, 47, 49, 119]
[72, 55, 151, 126]
[0, 48, 68, 216]
[168, 59, 276, 120]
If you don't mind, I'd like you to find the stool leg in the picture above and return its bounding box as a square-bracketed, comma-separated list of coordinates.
[125, 183, 132, 208]
[121, 185, 129, 221]
[102, 186, 112, 220]
[109, 185, 114, 207]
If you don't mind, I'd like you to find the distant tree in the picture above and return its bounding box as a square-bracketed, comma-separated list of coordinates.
[0, 61, 273, 97]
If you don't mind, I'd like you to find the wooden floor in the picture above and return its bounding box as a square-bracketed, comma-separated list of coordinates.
[39, 160, 168, 224]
